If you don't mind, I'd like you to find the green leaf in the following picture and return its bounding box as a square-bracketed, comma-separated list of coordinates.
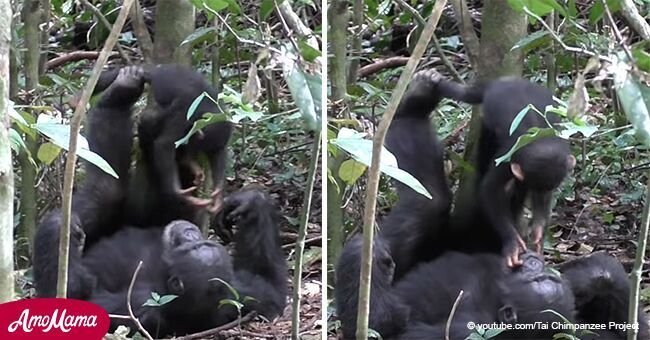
[9, 129, 27, 154]
[231, 108, 264, 123]
[613, 57, 650, 147]
[151, 292, 160, 301]
[511, 30, 550, 52]
[281, 55, 321, 131]
[210, 278, 240, 301]
[175, 113, 230, 147]
[157, 295, 178, 305]
[187, 92, 207, 119]
[557, 122, 598, 139]
[204, 0, 229, 12]
[338, 159, 367, 185]
[330, 129, 431, 199]
[631, 41, 650, 73]
[34, 122, 118, 178]
[218, 299, 244, 310]
[510, 104, 535, 135]
[298, 39, 321, 62]
[589, 0, 621, 24]
[181, 27, 217, 46]
[260, 0, 275, 20]
[495, 128, 558, 166]
[37, 142, 61, 165]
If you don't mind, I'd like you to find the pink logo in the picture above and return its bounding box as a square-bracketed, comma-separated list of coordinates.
[0, 298, 109, 339]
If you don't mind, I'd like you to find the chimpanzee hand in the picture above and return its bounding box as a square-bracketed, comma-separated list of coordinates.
[503, 233, 527, 268]
[220, 187, 270, 228]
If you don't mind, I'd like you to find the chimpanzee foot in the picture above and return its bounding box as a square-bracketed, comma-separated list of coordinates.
[410, 69, 444, 92]
[111, 65, 146, 91]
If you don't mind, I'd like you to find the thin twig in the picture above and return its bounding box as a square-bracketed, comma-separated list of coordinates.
[174, 312, 257, 340]
[208, 10, 283, 56]
[78, 0, 131, 64]
[57, 0, 135, 300]
[523, 7, 613, 64]
[445, 290, 464, 340]
[392, 0, 464, 83]
[601, 0, 635, 63]
[129, 0, 154, 63]
[126, 261, 154, 340]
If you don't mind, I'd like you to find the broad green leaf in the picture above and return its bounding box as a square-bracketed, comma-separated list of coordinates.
[204, 0, 229, 12]
[175, 113, 230, 147]
[151, 292, 160, 300]
[510, 104, 535, 135]
[8, 102, 26, 125]
[157, 295, 178, 305]
[34, 122, 117, 178]
[181, 27, 217, 46]
[281, 55, 321, 131]
[495, 128, 558, 165]
[613, 57, 650, 147]
[187, 92, 207, 119]
[589, 0, 621, 24]
[231, 108, 264, 123]
[511, 30, 550, 52]
[260, 0, 275, 20]
[631, 41, 650, 73]
[338, 159, 367, 185]
[298, 39, 321, 62]
[330, 134, 431, 199]
[37, 142, 61, 165]
[9, 129, 27, 154]
[557, 122, 598, 139]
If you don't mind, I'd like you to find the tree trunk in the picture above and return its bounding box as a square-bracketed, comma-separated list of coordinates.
[17, 0, 42, 266]
[153, 0, 195, 65]
[0, 0, 14, 304]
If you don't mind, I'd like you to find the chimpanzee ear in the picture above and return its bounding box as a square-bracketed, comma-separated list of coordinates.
[498, 305, 518, 323]
[510, 163, 525, 181]
[567, 155, 576, 169]
[167, 276, 185, 295]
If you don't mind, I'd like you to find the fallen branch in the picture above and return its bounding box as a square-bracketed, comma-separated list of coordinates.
[357, 57, 409, 78]
[175, 312, 257, 340]
[45, 51, 119, 70]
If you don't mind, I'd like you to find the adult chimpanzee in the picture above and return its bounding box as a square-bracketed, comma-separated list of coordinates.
[33, 67, 287, 336]
[424, 70, 576, 267]
[84, 189, 287, 336]
[337, 237, 648, 339]
[95, 64, 233, 226]
[380, 68, 452, 280]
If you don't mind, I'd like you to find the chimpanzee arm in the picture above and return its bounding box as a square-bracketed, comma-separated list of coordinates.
[479, 165, 526, 267]
[335, 235, 410, 340]
[529, 190, 553, 252]
[559, 252, 649, 337]
[33, 66, 144, 298]
[218, 188, 287, 320]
